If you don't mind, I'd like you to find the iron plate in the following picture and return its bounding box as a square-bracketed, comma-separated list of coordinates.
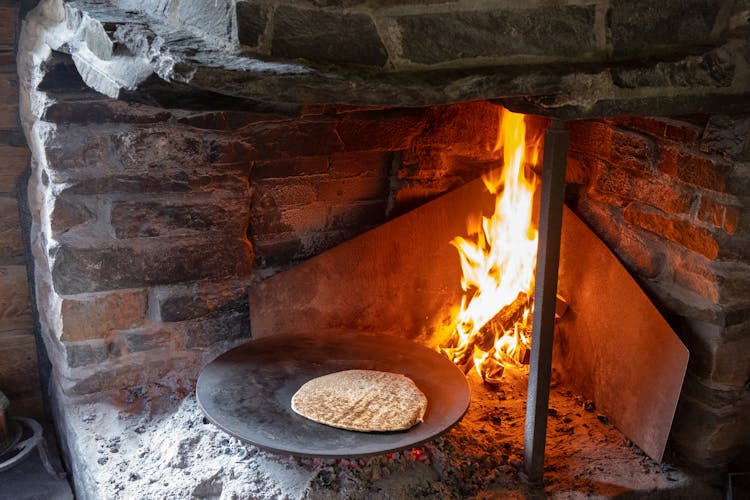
[196, 332, 471, 458]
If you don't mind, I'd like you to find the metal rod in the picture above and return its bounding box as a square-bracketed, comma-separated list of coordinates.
[523, 119, 569, 483]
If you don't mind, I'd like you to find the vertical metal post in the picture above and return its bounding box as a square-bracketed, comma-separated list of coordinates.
[523, 119, 568, 482]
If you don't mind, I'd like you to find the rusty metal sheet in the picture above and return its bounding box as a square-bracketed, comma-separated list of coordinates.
[196, 332, 470, 458]
[554, 206, 689, 462]
[249, 176, 494, 342]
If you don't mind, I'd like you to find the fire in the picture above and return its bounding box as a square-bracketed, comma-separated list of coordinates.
[441, 108, 542, 383]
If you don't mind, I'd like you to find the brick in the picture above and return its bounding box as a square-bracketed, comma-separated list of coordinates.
[575, 197, 665, 279]
[0, 146, 28, 192]
[564, 154, 592, 185]
[316, 176, 388, 203]
[676, 153, 731, 192]
[120, 328, 177, 353]
[64, 341, 110, 368]
[329, 200, 386, 230]
[60, 289, 148, 342]
[51, 235, 253, 294]
[568, 121, 613, 159]
[111, 199, 249, 239]
[329, 151, 389, 179]
[238, 120, 344, 160]
[335, 109, 429, 153]
[724, 205, 740, 234]
[251, 157, 329, 180]
[0, 195, 22, 259]
[624, 204, 719, 259]
[152, 281, 249, 322]
[610, 116, 702, 144]
[252, 179, 318, 208]
[0, 265, 31, 332]
[590, 161, 692, 215]
[182, 310, 250, 349]
[697, 196, 725, 228]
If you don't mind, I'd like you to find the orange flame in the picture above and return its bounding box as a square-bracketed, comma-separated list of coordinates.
[441, 108, 541, 382]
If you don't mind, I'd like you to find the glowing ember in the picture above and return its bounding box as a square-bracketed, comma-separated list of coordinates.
[440, 108, 542, 383]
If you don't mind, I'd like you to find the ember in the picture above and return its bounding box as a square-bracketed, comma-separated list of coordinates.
[440, 109, 542, 383]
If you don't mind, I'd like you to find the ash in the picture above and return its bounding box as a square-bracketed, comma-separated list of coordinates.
[64, 367, 717, 499]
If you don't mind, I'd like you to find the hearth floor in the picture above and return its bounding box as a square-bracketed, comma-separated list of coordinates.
[58, 366, 721, 499]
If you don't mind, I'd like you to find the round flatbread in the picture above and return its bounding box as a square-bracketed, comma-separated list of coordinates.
[291, 370, 427, 432]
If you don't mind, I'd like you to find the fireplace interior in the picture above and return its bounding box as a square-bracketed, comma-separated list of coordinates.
[1, 0, 749, 498]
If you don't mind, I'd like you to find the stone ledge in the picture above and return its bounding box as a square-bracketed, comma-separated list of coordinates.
[21, 0, 750, 118]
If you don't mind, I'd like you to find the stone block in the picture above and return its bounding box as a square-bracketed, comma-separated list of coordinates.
[0, 146, 29, 192]
[43, 100, 172, 125]
[678, 318, 750, 386]
[329, 151, 390, 179]
[0, 196, 23, 259]
[610, 0, 722, 57]
[49, 195, 96, 237]
[316, 176, 388, 203]
[64, 341, 110, 368]
[610, 116, 702, 145]
[413, 102, 503, 156]
[624, 204, 719, 259]
[51, 236, 253, 294]
[182, 310, 250, 349]
[272, 6, 387, 66]
[252, 179, 318, 208]
[701, 115, 750, 161]
[239, 120, 344, 160]
[236, 2, 267, 48]
[589, 161, 692, 215]
[252, 157, 329, 180]
[334, 109, 430, 152]
[151, 281, 249, 323]
[120, 327, 177, 353]
[0, 265, 32, 332]
[60, 289, 147, 342]
[64, 352, 201, 395]
[110, 198, 249, 239]
[395, 6, 597, 64]
[611, 50, 734, 89]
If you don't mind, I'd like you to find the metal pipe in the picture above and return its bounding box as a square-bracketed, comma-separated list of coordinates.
[523, 119, 569, 482]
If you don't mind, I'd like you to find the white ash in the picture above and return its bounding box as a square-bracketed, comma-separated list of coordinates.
[60, 368, 719, 499]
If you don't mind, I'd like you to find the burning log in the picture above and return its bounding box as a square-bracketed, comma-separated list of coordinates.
[476, 292, 530, 351]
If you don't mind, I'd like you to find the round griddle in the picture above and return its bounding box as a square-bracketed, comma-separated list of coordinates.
[196, 332, 470, 458]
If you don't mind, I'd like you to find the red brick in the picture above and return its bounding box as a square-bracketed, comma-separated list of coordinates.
[316, 176, 387, 202]
[252, 157, 329, 180]
[609, 128, 657, 173]
[590, 162, 692, 215]
[677, 153, 730, 192]
[336, 108, 429, 152]
[567, 121, 612, 160]
[610, 116, 701, 144]
[724, 206, 740, 234]
[697, 196, 725, 228]
[564, 154, 592, 185]
[329, 151, 389, 178]
[624, 205, 719, 259]
[60, 290, 148, 342]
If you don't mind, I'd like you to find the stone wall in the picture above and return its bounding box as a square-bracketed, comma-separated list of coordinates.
[0, 3, 41, 418]
[566, 116, 750, 468]
[24, 52, 505, 397]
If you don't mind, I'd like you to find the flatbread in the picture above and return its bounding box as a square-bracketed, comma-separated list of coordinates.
[291, 370, 427, 432]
